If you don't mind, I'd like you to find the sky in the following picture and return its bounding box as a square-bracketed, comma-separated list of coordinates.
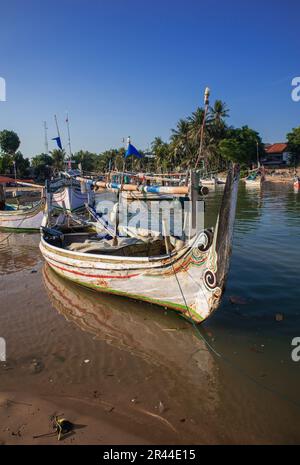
[0, 0, 299, 158]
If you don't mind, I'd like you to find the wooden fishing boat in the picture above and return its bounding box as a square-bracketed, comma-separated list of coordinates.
[40, 164, 240, 323]
[0, 174, 90, 230]
[0, 199, 45, 231]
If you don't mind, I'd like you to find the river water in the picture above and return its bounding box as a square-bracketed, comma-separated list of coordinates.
[0, 181, 299, 444]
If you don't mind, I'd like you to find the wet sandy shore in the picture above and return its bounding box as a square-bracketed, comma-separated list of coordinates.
[0, 259, 219, 445]
[1, 224, 300, 444]
[0, 391, 150, 445]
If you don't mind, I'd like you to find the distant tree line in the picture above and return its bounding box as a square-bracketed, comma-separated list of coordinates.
[1, 104, 300, 181]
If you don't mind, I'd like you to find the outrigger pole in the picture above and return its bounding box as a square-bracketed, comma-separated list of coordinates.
[194, 87, 210, 171]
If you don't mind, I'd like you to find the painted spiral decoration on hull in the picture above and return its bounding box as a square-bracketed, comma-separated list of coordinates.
[204, 269, 217, 290]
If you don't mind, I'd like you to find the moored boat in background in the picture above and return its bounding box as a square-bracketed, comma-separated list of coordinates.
[0, 182, 45, 231]
[244, 167, 266, 188]
[293, 176, 300, 191]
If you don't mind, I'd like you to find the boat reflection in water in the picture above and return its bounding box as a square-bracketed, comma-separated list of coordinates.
[0, 232, 40, 275]
[43, 262, 216, 371]
[42, 263, 221, 442]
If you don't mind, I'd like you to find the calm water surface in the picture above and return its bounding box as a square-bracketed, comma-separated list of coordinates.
[0, 182, 299, 443]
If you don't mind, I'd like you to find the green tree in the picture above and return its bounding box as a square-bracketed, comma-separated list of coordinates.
[188, 107, 205, 150]
[170, 120, 193, 169]
[50, 148, 65, 173]
[151, 137, 170, 172]
[219, 126, 263, 165]
[95, 148, 126, 172]
[73, 150, 98, 172]
[209, 100, 229, 129]
[287, 126, 300, 166]
[14, 151, 30, 177]
[31, 153, 53, 180]
[0, 130, 20, 155]
[0, 153, 13, 174]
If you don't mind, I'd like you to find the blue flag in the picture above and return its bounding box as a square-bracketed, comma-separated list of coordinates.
[52, 136, 62, 150]
[125, 143, 142, 159]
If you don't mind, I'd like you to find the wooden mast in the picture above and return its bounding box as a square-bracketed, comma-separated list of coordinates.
[195, 87, 210, 171]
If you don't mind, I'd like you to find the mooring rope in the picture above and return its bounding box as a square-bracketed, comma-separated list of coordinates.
[170, 247, 300, 411]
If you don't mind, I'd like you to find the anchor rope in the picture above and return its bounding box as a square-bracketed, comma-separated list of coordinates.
[170, 240, 300, 411]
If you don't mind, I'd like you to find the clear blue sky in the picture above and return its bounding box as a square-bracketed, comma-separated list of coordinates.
[0, 0, 299, 157]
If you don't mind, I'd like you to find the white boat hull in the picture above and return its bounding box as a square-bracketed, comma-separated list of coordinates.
[40, 232, 220, 322]
[40, 165, 240, 323]
[0, 200, 45, 231]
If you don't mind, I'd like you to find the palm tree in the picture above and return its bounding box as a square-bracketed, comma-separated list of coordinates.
[50, 148, 65, 173]
[151, 137, 169, 172]
[209, 100, 229, 127]
[170, 119, 193, 168]
[188, 108, 205, 148]
[209, 100, 229, 141]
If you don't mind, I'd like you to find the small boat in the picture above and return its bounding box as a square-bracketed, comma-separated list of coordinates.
[0, 183, 45, 231]
[244, 168, 265, 187]
[0, 174, 91, 231]
[200, 177, 216, 186]
[0, 201, 45, 231]
[39, 164, 240, 324]
[293, 176, 300, 191]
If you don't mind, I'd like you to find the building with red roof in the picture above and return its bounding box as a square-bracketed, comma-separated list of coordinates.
[261, 143, 291, 166]
[0, 176, 35, 185]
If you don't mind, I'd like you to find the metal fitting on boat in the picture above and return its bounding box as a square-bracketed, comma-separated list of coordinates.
[199, 186, 209, 196]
